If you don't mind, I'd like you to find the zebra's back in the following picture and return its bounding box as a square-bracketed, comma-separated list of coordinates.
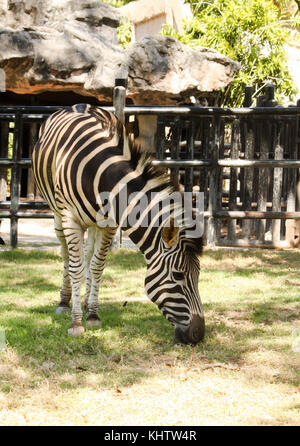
[32, 106, 127, 226]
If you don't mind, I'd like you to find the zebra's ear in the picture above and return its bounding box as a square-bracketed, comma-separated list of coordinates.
[162, 217, 179, 248]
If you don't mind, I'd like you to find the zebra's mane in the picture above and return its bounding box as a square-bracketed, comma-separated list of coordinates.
[127, 143, 202, 258]
[126, 140, 202, 257]
[72, 104, 175, 192]
[127, 137, 177, 193]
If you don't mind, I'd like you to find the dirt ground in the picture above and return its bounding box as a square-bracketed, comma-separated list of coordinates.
[0, 218, 58, 247]
[0, 218, 136, 249]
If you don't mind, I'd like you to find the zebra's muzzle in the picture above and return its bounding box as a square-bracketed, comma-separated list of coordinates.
[174, 314, 205, 345]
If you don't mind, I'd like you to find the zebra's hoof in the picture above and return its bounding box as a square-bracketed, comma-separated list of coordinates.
[68, 324, 85, 336]
[56, 305, 71, 314]
[86, 314, 101, 327]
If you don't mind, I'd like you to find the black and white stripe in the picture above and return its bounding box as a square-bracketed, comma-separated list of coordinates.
[32, 104, 205, 344]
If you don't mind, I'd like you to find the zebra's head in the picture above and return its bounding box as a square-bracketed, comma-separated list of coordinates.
[144, 217, 204, 345]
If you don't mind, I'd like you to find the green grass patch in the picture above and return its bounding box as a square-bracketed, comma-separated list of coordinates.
[0, 247, 299, 425]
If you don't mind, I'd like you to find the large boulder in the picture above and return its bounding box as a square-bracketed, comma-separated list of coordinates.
[0, 0, 240, 104]
[0, 0, 124, 101]
[124, 35, 240, 151]
[126, 35, 240, 105]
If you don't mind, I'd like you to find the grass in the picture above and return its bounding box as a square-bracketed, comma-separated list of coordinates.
[0, 247, 299, 425]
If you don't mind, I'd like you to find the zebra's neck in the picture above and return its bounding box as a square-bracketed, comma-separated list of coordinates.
[94, 131, 178, 259]
[120, 181, 178, 260]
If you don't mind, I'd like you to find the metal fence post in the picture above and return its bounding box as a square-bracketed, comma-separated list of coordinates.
[285, 104, 298, 246]
[256, 84, 276, 243]
[111, 72, 127, 250]
[243, 85, 253, 107]
[10, 112, 22, 248]
[207, 116, 220, 247]
[113, 76, 126, 124]
[296, 98, 300, 245]
[184, 119, 195, 192]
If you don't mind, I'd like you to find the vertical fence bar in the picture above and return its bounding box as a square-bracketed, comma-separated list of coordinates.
[27, 122, 38, 199]
[271, 119, 284, 245]
[200, 117, 210, 211]
[184, 119, 195, 192]
[198, 117, 210, 241]
[207, 116, 220, 247]
[242, 117, 255, 241]
[227, 118, 240, 242]
[295, 99, 300, 244]
[0, 122, 8, 201]
[285, 116, 298, 246]
[112, 76, 127, 250]
[257, 120, 270, 242]
[215, 118, 225, 241]
[170, 118, 181, 190]
[10, 112, 22, 248]
[281, 121, 289, 240]
[113, 77, 126, 124]
[0, 122, 8, 243]
[156, 118, 166, 161]
[243, 85, 253, 108]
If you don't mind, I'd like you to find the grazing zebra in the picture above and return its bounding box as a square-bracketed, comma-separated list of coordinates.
[32, 104, 205, 345]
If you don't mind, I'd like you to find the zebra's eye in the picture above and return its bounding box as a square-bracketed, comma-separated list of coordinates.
[173, 271, 185, 281]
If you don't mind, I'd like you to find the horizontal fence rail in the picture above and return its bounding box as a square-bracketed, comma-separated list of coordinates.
[0, 84, 299, 248]
[152, 159, 300, 168]
[1, 104, 300, 116]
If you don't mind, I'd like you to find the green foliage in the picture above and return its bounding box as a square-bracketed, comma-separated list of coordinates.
[101, 0, 134, 48]
[117, 17, 133, 48]
[162, 0, 299, 106]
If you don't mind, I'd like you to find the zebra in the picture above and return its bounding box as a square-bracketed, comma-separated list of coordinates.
[32, 104, 205, 345]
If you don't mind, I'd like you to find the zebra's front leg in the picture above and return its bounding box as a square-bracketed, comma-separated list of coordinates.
[63, 219, 85, 336]
[86, 227, 117, 327]
[54, 215, 72, 314]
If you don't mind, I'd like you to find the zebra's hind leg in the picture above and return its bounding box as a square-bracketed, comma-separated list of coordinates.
[54, 215, 72, 314]
[62, 217, 86, 336]
[86, 226, 117, 327]
[83, 227, 96, 313]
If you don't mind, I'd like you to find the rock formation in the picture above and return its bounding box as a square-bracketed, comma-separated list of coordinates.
[0, 0, 123, 101]
[0, 0, 240, 105]
[126, 35, 240, 105]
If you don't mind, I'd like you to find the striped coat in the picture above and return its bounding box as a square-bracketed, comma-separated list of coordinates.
[32, 105, 204, 344]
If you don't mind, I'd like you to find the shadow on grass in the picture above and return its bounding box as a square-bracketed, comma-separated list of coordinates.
[2, 300, 174, 388]
[2, 294, 299, 388]
[1, 248, 299, 389]
[0, 249, 61, 263]
[1, 278, 59, 295]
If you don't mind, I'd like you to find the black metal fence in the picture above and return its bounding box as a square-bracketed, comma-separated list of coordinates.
[0, 84, 300, 248]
